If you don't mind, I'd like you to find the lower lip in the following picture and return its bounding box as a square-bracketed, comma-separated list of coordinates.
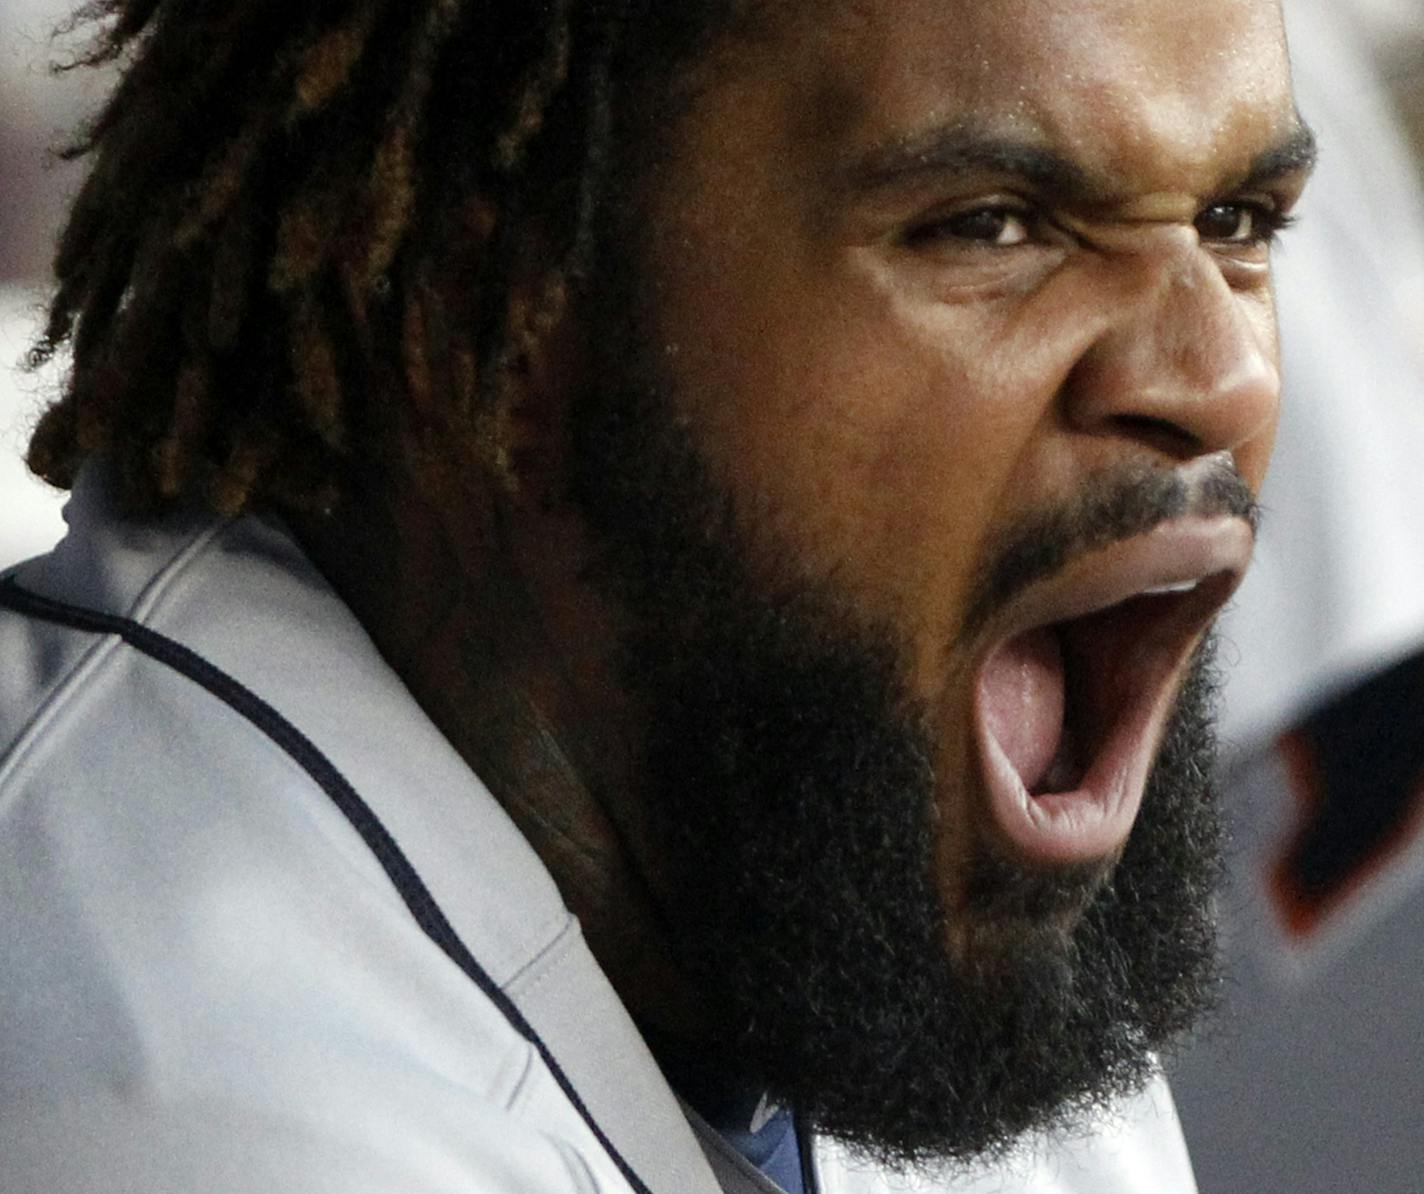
[971, 666, 1178, 866]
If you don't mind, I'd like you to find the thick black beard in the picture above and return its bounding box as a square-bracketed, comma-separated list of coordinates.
[569, 317, 1227, 1173]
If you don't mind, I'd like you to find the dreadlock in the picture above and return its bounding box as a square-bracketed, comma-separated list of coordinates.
[25, 0, 735, 515]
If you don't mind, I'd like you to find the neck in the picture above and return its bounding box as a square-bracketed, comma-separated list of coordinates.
[288, 468, 708, 1036]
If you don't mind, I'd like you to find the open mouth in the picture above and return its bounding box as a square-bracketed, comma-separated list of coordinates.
[972, 517, 1250, 866]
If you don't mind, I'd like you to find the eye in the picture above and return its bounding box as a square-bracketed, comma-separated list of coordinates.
[906, 205, 1036, 249]
[1194, 201, 1294, 247]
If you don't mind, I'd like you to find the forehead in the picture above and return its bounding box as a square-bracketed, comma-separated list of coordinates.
[691, 0, 1296, 201]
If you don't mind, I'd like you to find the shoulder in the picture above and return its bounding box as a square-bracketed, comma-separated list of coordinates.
[0, 477, 632, 1192]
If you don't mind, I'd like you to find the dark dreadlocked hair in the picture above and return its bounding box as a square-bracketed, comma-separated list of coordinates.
[25, 0, 736, 515]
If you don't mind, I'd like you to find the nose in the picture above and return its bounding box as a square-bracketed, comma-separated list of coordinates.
[1061, 247, 1280, 461]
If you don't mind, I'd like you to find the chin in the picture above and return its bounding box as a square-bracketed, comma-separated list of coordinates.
[602, 559, 1223, 1164]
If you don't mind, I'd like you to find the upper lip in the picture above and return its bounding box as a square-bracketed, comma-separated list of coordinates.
[971, 515, 1254, 657]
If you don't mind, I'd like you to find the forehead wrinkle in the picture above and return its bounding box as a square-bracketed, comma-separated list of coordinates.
[666, 0, 1302, 238]
[810, 55, 1302, 206]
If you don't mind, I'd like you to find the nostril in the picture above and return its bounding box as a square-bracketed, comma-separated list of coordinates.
[1105, 413, 1201, 458]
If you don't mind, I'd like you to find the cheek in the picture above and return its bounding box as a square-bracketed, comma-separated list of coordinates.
[662, 264, 1075, 662]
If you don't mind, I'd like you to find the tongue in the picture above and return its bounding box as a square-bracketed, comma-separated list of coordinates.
[978, 626, 1065, 793]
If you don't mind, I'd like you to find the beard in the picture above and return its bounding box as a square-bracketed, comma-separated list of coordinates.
[567, 283, 1227, 1171]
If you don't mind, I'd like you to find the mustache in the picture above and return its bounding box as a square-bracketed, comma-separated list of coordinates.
[962, 456, 1259, 637]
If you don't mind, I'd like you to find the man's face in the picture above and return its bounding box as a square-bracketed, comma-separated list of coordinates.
[566, 0, 1307, 1166]
[614, 0, 1305, 908]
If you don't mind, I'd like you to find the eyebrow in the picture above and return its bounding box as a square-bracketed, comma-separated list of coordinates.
[1241, 121, 1318, 188]
[841, 126, 1097, 200]
[837, 119, 1319, 203]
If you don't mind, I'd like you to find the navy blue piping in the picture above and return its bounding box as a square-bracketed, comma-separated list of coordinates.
[0, 575, 656, 1194]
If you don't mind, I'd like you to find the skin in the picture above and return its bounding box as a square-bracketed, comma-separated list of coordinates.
[300, 0, 1309, 1030]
